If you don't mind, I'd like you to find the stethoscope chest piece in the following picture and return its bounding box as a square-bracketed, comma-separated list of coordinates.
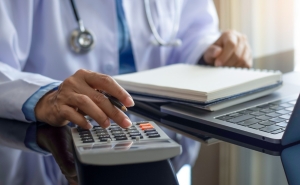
[70, 28, 94, 53]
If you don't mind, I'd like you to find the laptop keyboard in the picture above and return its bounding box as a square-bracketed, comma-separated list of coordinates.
[216, 100, 297, 134]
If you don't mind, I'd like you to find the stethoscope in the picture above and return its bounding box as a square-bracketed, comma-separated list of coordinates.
[69, 0, 182, 54]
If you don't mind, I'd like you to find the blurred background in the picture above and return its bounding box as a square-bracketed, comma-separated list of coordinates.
[185, 0, 297, 185]
[214, 0, 296, 73]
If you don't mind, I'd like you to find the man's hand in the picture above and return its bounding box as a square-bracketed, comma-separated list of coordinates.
[35, 69, 135, 129]
[203, 30, 252, 68]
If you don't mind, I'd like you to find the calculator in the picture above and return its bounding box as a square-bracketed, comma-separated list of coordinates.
[71, 121, 182, 165]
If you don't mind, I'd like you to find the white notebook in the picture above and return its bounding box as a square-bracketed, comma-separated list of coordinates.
[113, 64, 282, 105]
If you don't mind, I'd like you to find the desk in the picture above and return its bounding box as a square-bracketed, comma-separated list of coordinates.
[0, 72, 300, 185]
[127, 71, 300, 185]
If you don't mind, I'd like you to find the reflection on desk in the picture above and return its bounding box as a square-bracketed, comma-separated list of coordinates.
[128, 71, 300, 185]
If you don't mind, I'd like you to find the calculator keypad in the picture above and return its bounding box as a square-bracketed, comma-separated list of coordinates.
[76, 121, 161, 143]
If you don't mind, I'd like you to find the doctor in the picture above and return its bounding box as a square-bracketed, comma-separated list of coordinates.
[0, 0, 252, 184]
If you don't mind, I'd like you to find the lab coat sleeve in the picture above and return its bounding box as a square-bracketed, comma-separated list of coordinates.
[0, 1, 60, 151]
[167, 0, 221, 65]
[0, 62, 60, 122]
[0, 63, 60, 152]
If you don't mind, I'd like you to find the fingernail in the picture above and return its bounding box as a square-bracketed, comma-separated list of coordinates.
[122, 118, 132, 128]
[125, 96, 135, 107]
[103, 119, 110, 128]
[86, 120, 93, 129]
[215, 60, 222, 67]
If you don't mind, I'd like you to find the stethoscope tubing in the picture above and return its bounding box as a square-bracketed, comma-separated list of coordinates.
[144, 0, 181, 46]
[69, 0, 181, 53]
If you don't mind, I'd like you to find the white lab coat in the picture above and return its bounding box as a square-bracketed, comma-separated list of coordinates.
[0, 0, 220, 184]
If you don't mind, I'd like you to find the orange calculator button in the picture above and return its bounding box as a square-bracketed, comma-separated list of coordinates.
[139, 123, 152, 127]
[140, 126, 154, 130]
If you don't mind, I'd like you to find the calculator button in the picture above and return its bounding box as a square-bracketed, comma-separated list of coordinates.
[95, 130, 108, 133]
[80, 133, 92, 137]
[98, 135, 110, 138]
[113, 134, 127, 137]
[111, 131, 125, 135]
[127, 130, 139, 133]
[110, 127, 122, 131]
[129, 133, 142, 136]
[135, 121, 150, 125]
[81, 136, 93, 140]
[141, 126, 154, 130]
[96, 132, 109, 136]
[78, 131, 91, 135]
[127, 127, 137, 131]
[146, 131, 159, 135]
[82, 139, 94, 143]
[139, 123, 152, 127]
[115, 136, 128, 140]
[144, 129, 156, 132]
[131, 136, 144, 139]
[100, 138, 111, 142]
[94, 127, 106, 131]
[148, 134, 160, 138]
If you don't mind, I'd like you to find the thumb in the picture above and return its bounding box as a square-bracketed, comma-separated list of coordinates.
[203, 45, 222, 65]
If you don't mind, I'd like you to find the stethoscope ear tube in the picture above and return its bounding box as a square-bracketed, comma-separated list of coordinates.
[144, 0, 182, 47]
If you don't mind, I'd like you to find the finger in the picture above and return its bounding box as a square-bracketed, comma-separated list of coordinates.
[75, 70, 134, 107]
[215, 32, 239, 66]
[241, 42, 252, 68]
[59, 105, 93, 129]
[77, 87, 132, 128]
[224, 54, 239, 67]
[203, 45, 222, 65]
[239, 47, 250, 68]
[67, 93, 112, 128]
[224, 37, 245, 67]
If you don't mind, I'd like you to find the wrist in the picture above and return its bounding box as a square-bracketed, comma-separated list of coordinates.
[34, 89, 57, 123]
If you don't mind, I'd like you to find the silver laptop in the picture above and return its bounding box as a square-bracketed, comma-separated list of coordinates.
[160, 82, 300, 145]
